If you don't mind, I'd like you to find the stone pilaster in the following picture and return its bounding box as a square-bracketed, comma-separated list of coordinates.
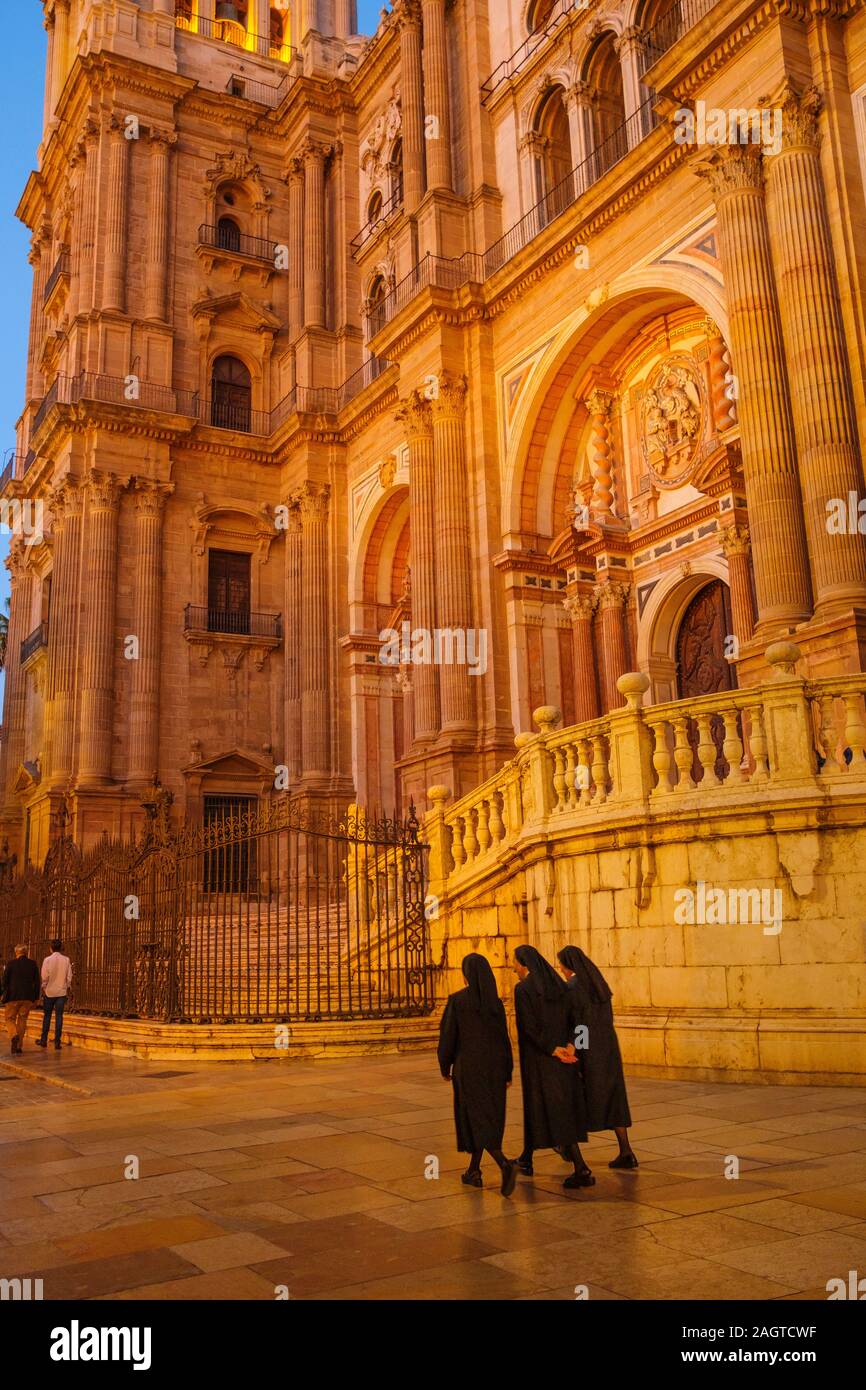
[284, 498, 303, 781]
[421, 0, 452, 193]
[431, 372, 473, 735]
[44, 476, 84, 790]
[127, 480, 172, 790]
[595, 582, 630, 713]
[302, 141, 328, 329]
[299, 482, 331, 779]
[615, 28, 646, 147]
[287, 156, 305, 342]
[719, 524, 755, 644]
[696, 145, 812, 631]
[765, 84, 866, 617]
[77, 471, 125, 788]
[102, 115, 131, 314]
[397, 391, 439, 742]
[144, 130, 176, 322]
[0, 544, 35, 818]
[75, 119, 99, 318]
[51, 0, 70, 114]
[395, 0, 426, 212]
[26, 230, 49, 403]
[564, 83, 594, 176]
[563, 592, 599, 723]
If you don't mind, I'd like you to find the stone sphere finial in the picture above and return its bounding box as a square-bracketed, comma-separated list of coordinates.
[617, 671, 651, 710]
[532, 706, 562, 735]
[765, 641, 802, 677]
[514, 732, 535, 751]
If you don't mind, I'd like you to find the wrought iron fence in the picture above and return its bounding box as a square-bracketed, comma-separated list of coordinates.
[0, 795, 433, 1024]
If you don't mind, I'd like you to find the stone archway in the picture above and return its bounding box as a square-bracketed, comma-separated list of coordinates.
[676, 579, 736, 701]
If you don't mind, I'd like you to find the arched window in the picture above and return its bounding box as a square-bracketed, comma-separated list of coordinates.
[366, 275, 388, 344]
[366, 190, 384, 230]
[535, 87, 573, 220]
[585, 33, 627, 157]
[389, 139, 404, 205]
[527, 0, 556, 34]
[269, 6, 289, 58]
[211, 355, 252, 432]
[215, 0, 248, 47]
[217, 216, 241, 253]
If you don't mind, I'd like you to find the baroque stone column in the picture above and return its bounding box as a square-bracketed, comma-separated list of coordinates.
[336, 0, 356, 38]
[395, 0, 426, 212]
[45, 477, 83, 789]
[302, 142, 327, 329]
[102, 116, 132, 314]
[75, 119, 99, 318]
[283, 498, 303, 781]
[397, 391, 439, 742]
[719, 524, 755, 645]
[298, 483, 331, 778]
[0, 544, 35, 816]
[595, 582, 630, 713]
[77, 472, 125, 787]
[563, 593, 599, 723]
[51, 0, 70, 114]
[696, 145, 812, 630]
[704, 316, 737, 434]
[43, 5, 56, 127]
[765, 83, 866, 616]
[421, 0, 452, 193]
[144, 130, 176, 322]
[585, 388, 616, 519]
[26, 232, 48, 403]
[287, 157, 305, 342]
[127, 480, 172, 789]
[431, 372, 473, 735]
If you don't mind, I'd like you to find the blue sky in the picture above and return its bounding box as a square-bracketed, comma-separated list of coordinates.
[0, 1, 386, 692]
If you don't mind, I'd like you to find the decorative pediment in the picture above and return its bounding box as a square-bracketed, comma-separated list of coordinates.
[13, 760, 41, 793]
[203, 151, 271, 208]
[190, 290, 281, 339]
[189, 493, 276, 558]
[182, 746, 275, 778]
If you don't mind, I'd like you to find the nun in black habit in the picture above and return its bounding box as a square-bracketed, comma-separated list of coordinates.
[437, 953, 519, 1196]
[558, 945, 638, 1169]
[513, 945, 595, 1189]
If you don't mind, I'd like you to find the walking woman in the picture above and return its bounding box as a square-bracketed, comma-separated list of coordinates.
[558, 945, 638, 1169]
[513, 945, 595, 1189]
[438, 953, 519, 1196]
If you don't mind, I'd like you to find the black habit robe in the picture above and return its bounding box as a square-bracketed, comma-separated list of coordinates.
[514, 978, 588, 1150]
[438, 987, 513, 1151]
[564, 952, 632, 1131]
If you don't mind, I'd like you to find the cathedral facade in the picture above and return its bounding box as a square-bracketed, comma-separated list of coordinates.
[3, 0, 866, 869]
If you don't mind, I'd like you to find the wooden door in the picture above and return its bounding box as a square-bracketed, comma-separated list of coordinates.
[676, 580, 736, 780]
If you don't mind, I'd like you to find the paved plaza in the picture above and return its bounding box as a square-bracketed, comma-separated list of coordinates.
[1, 1046, 866, 1300]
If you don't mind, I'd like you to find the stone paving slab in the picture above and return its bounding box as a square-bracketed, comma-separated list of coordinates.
[0, 1047, 865, 1300]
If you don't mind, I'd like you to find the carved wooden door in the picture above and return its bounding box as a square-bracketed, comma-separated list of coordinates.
[676, 580, 737, 780]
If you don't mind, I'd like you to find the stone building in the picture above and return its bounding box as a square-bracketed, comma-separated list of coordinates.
[2, 0, 866, 1077]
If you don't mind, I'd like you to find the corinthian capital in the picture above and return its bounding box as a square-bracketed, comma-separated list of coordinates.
[85, 469, 127, 511]
[393, 0, 422, 31]
[595, 581, 630, 611]
[396, 390, 433, 440]
[719, 523, 750, 557]
[563, 592, 597, 624]
[47, 475, 84, 523]
[762, 81, 821, 153]
[131, 478, 174, 517]
[297, 480, 331, 521]
[584, 387, 615, 418]
[430, 370, 467, 421]
[694, 144, 764, 198]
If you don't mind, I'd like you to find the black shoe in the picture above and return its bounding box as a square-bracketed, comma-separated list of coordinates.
[500, 1160, 518, 1198]
[36, 1039, 47, 1048]
[54, 1041, 62, 1050]
[563, 1169, 596, 1189]
[461, 1169, 483, 1188]
[10, 1038, 19, 1055]
[609, 1153, 639, 1170]
[515, 1158, 534, 1177]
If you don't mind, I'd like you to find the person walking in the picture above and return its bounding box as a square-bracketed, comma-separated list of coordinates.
[558, 945, 638, 1169]
[513, 944, 595, 1189]
[1, 945, 41, 1055]
[37, 940, 72, 1051]
[438, 953, 519, 1196]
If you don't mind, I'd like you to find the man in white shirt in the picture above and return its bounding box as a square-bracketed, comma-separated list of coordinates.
[37, 939, 73, 1051]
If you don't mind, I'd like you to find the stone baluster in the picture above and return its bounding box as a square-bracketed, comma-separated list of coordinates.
[595, 582, 631, 713]
[397, 391, 439, 742]
[552, 746, 567, 811]
[563, 592, 599, 723]
[577, 737, 593, 806]
[44, 477, 83, 789]
[302, 141, 328, 329]
[695, 713, 720, 788]
[431, 372, 474, 735]
[78, 472, 125, 787]
[284, 499, 302, 781]
[719, 525, 755, 645]
[696, 146, 812, 630]
[298, 482, 331, 778]
[488, 792, 505, 843]
[395, 0, 426, 211]
[843, 693, 866, 770]
[421, 0, 452, 193]
[648, 717, 672, 795]
[476, 800, 491, 853]
[563, 742, 578, 808]
[817, 693, 841, 778]
[102, 116, 132, 313]
[450, 817, 465, 868]
[462, 809, 478, 862]
[591, 734, 609, 804]
[584, 388, 616, 519]
[127, 480, 172, 790]
[672, 716, 695, 792]
[145, 130, 176, 322]
[765, 83, 866, 617]
[749, 704, 770, 783]
[721, 708, 746, 786]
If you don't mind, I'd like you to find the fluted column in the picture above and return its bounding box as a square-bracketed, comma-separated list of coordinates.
[26, 234, 49, 403]
[596, 583, 630, 713]
[288, 157, 305, 341]
[299, 483, 331, 778]
[696, 145, 812, 630]
[765, 83, 866, 616]
[431, 372, 473, 734]
[719, 525, 755, 645]
[398, 391, 439, 742]
[336, 0, 356, 38]
[585, 388, 616, 519]
[395, 0, 426, 211]
[43, 7, 56, 127]
[0, 545, 35, 816]
[77, 472, 125, 787]
[563, 593, 599, 723]
[75, 119, 99, 318]
[51, 0, 70, 115]
[145, 130, 175, 322]
[127, 481, 172, 789]
[302, 0, 318, 35]
[421, 0, 452, 193]
[302, 141, 327, 329]
[102, 116, 132, 313]
[45, 477, 83, 789]
[284, 499, 302, 780]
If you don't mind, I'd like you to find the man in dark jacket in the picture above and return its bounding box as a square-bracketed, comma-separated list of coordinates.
[2, 946, 41, 1055]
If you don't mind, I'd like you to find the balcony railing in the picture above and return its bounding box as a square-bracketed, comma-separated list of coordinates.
[20, 623, 48, 665]
[225, 72, 293, 108]
[481, 0, 585, 99]
[198, 223, 279, 263]
[640, 0, 721, 73]
[184, 606, 282, 640]
[202, 396, 270, 435]
[336, 356, 395, 411]
[43, 251, 70, 306]
[175, 12, 296, 64]
[351, 186, 404, 254]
